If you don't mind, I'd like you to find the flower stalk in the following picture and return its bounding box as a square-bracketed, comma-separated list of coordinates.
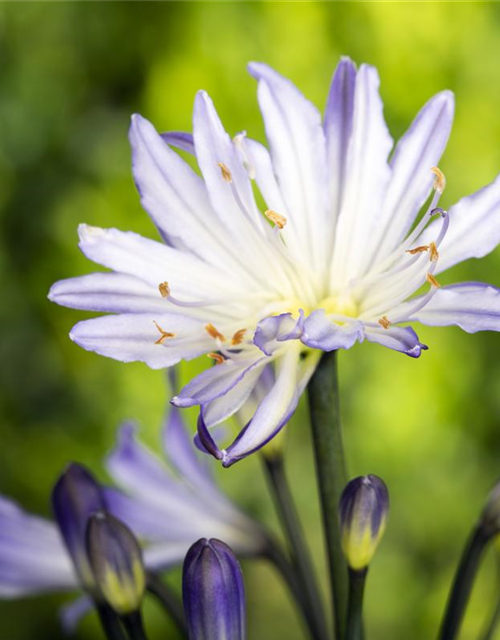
[262, 452, 329, 640]
[345, 569, 367, 640]
[307, 351, 348, 640]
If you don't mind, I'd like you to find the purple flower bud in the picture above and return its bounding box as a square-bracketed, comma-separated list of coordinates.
[86, 512, 145, 615]
[183, 538, 246, 640]
[339, 475, 389, 571]
[51, 463, 106, 589]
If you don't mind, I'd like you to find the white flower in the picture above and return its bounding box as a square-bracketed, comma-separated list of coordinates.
[50, 59, 500, 465]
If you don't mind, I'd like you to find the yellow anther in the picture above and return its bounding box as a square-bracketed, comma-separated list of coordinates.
[208, 352, 226, 365]
[205, 323, 225, 341]
[218, 162, 233, 183]
[231, 328, 247, 345]
[265, 209, 287, 229]
[406, 245, 429, 255]
[431, 166, 446, 193]
[158, 282, 170, 298]
[429, 241, 439, 262]
[426, 272, 441, 288]
[153, 321, 175, 344]
[378, 316, 391, 329]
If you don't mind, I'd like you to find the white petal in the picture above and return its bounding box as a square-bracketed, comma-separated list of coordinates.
[70, 313, 210, 369]
[406, 282, 500, 332]
[49, 273, 167, 313]
[371, 91, 454, 263]
[331, 65, 393, 285]
[248, 62, 329, 270]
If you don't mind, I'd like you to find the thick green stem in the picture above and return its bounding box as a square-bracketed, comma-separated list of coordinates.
[345, 569, 366, 640]
[122, 612, 148, 640]
[96, 604, 128, 640]
[263, 453, 329, 640]
[481, 591, 500, 640]
[147, 573, 187, 637]
[308, 351, 348, 640]
[439, 525, 489, 640]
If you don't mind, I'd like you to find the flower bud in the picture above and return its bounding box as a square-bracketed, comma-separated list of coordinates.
[51, 463, 106, 589]
[339, 474, 389, 572]
[85, 511, 146, 616]
[183, 538, 246, 640]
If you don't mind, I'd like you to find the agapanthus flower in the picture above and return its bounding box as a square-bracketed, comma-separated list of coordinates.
[50, 58, 500, 466]
[0, 408, 264, 630]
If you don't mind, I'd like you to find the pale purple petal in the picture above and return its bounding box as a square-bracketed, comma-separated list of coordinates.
[253, 312, 304, 356]
[0, 496, 76, 597]
[172, 354, 265, 408]
[248, 62, 329, 269]
[365, 325, 427, 358]
[49, 273, 167, 314]
[160, 131, 195, 154]
[224, 345, 301, 466]
[372, 90, 454, 262]
[407, 282, 500, 332]
[130, 115, 235, 270]
[423, 173, 500, 274]
[324, 57, 357, 219]
[59, 595, 93, 635]
[70, 313, 209, 369]
[301, 310, 364, 351]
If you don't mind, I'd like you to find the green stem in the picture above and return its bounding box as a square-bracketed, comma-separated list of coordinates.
[121, 612, 148, 640]
[262, 453, 329, 640]
[146, 573, 187, 636]
[481, 593, 500, 640]
[307, 351, 348, 640]
[439, 525, 489, 640]
[345, 569, 366, 640]
[96, 604, 128, 640]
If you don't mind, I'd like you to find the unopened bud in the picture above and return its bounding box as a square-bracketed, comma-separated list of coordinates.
[339, 475, 389, 572]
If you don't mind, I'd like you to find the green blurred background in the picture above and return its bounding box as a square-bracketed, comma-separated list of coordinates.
[1, 2, 500, 639]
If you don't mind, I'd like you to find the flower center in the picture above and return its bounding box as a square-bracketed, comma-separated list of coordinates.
[318, 294, 358, 318]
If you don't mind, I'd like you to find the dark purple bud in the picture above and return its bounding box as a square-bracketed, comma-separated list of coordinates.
[339, 475, 389, 571]
[51, 463, 106, 589]
[86, 512, 145, 615]
[183, 538, 246, 640]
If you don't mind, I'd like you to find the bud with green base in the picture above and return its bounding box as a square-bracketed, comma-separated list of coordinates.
[339, 475, 389, 640]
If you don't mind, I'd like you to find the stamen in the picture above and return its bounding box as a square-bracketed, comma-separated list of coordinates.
[426, 272, 441, 288]
[378, 316, 391, 329]
[218, 162, 233, 183]
[429, 242, 439, 262]
[206, 323, 225, 341]
[158, 281, 170, 298]
[431, 166, 446, 193]
[231, 328, 246, 345]
[233, 132, 256, 180]
[153, 321, 175, 344]
[265, 209, 287, 229]
[207, 352, 226, 365]
[406, 245, 429, 255]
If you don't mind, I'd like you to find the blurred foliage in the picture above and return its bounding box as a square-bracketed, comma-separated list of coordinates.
[1, 2, 500, 639]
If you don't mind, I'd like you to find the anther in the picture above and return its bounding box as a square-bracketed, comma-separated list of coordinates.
[378, 316, 391, 329]
[218, 162, 233, 183]
[265, 209, 287, 229]
[231, 328, 246, 345]
[426, 272, 441, 288]
[208, 352, 226, 365]
[158, 282, 170, 298]
[153, 321, 175, 344]
[206, 323, 225, 341]
[406, 245, 429, 255]
[429, 242, 439, 262]
[431, 167, 446, 194]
